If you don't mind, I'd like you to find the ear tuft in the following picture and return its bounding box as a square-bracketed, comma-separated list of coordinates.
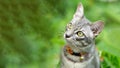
[73, 3, 84, 21]
[91, 20, 104, 37]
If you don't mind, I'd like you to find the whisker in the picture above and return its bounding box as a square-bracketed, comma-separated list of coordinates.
[57, 30, 65, 38]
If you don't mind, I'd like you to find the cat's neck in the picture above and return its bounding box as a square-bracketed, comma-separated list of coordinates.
[63, 44, 96, 62]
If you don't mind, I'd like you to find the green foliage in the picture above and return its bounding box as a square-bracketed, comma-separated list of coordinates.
[0, 0, 120, 68]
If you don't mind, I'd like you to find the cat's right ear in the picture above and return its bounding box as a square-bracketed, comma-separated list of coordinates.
[91, 21, 104, 37]
[73, 3, 84, 21]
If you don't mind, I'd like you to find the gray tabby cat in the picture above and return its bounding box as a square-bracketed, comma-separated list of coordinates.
[60, 3, 104, 68]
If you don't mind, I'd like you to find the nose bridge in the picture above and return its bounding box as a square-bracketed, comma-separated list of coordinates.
[66, 30, 74, 36]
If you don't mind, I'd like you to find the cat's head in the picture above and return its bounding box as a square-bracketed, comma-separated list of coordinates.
[64, 3, 104, 48]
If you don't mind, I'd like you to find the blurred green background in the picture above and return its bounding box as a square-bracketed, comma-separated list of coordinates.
[0, 0, 120, 68]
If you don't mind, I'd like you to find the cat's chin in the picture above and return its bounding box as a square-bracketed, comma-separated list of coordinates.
[66, 40, 88, 47]
[67, 42, 89, 48]
[66, 44, 88, 53]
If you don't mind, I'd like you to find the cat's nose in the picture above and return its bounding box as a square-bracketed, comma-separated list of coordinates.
[65, 34, 70, 38]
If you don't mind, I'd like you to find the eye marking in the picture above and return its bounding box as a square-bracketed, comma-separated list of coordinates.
[76, 31, 84, 37]
[67, 23, 72, 30]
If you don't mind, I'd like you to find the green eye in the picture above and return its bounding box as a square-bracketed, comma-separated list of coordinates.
[67, 23, 72, 29]
[77, 31, 84, 37]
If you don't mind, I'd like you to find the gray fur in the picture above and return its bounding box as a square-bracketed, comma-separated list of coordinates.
[60, 3, 104, 68]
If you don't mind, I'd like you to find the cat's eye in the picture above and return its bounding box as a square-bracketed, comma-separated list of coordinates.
[77, 31, 84, 37]
[67, 23, 72, 29]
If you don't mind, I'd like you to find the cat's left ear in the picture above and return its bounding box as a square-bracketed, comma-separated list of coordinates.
[91, 21, 104, 37]
[73, 3, 84, 20]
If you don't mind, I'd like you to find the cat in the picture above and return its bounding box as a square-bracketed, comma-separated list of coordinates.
[60, 3, 104, 68]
